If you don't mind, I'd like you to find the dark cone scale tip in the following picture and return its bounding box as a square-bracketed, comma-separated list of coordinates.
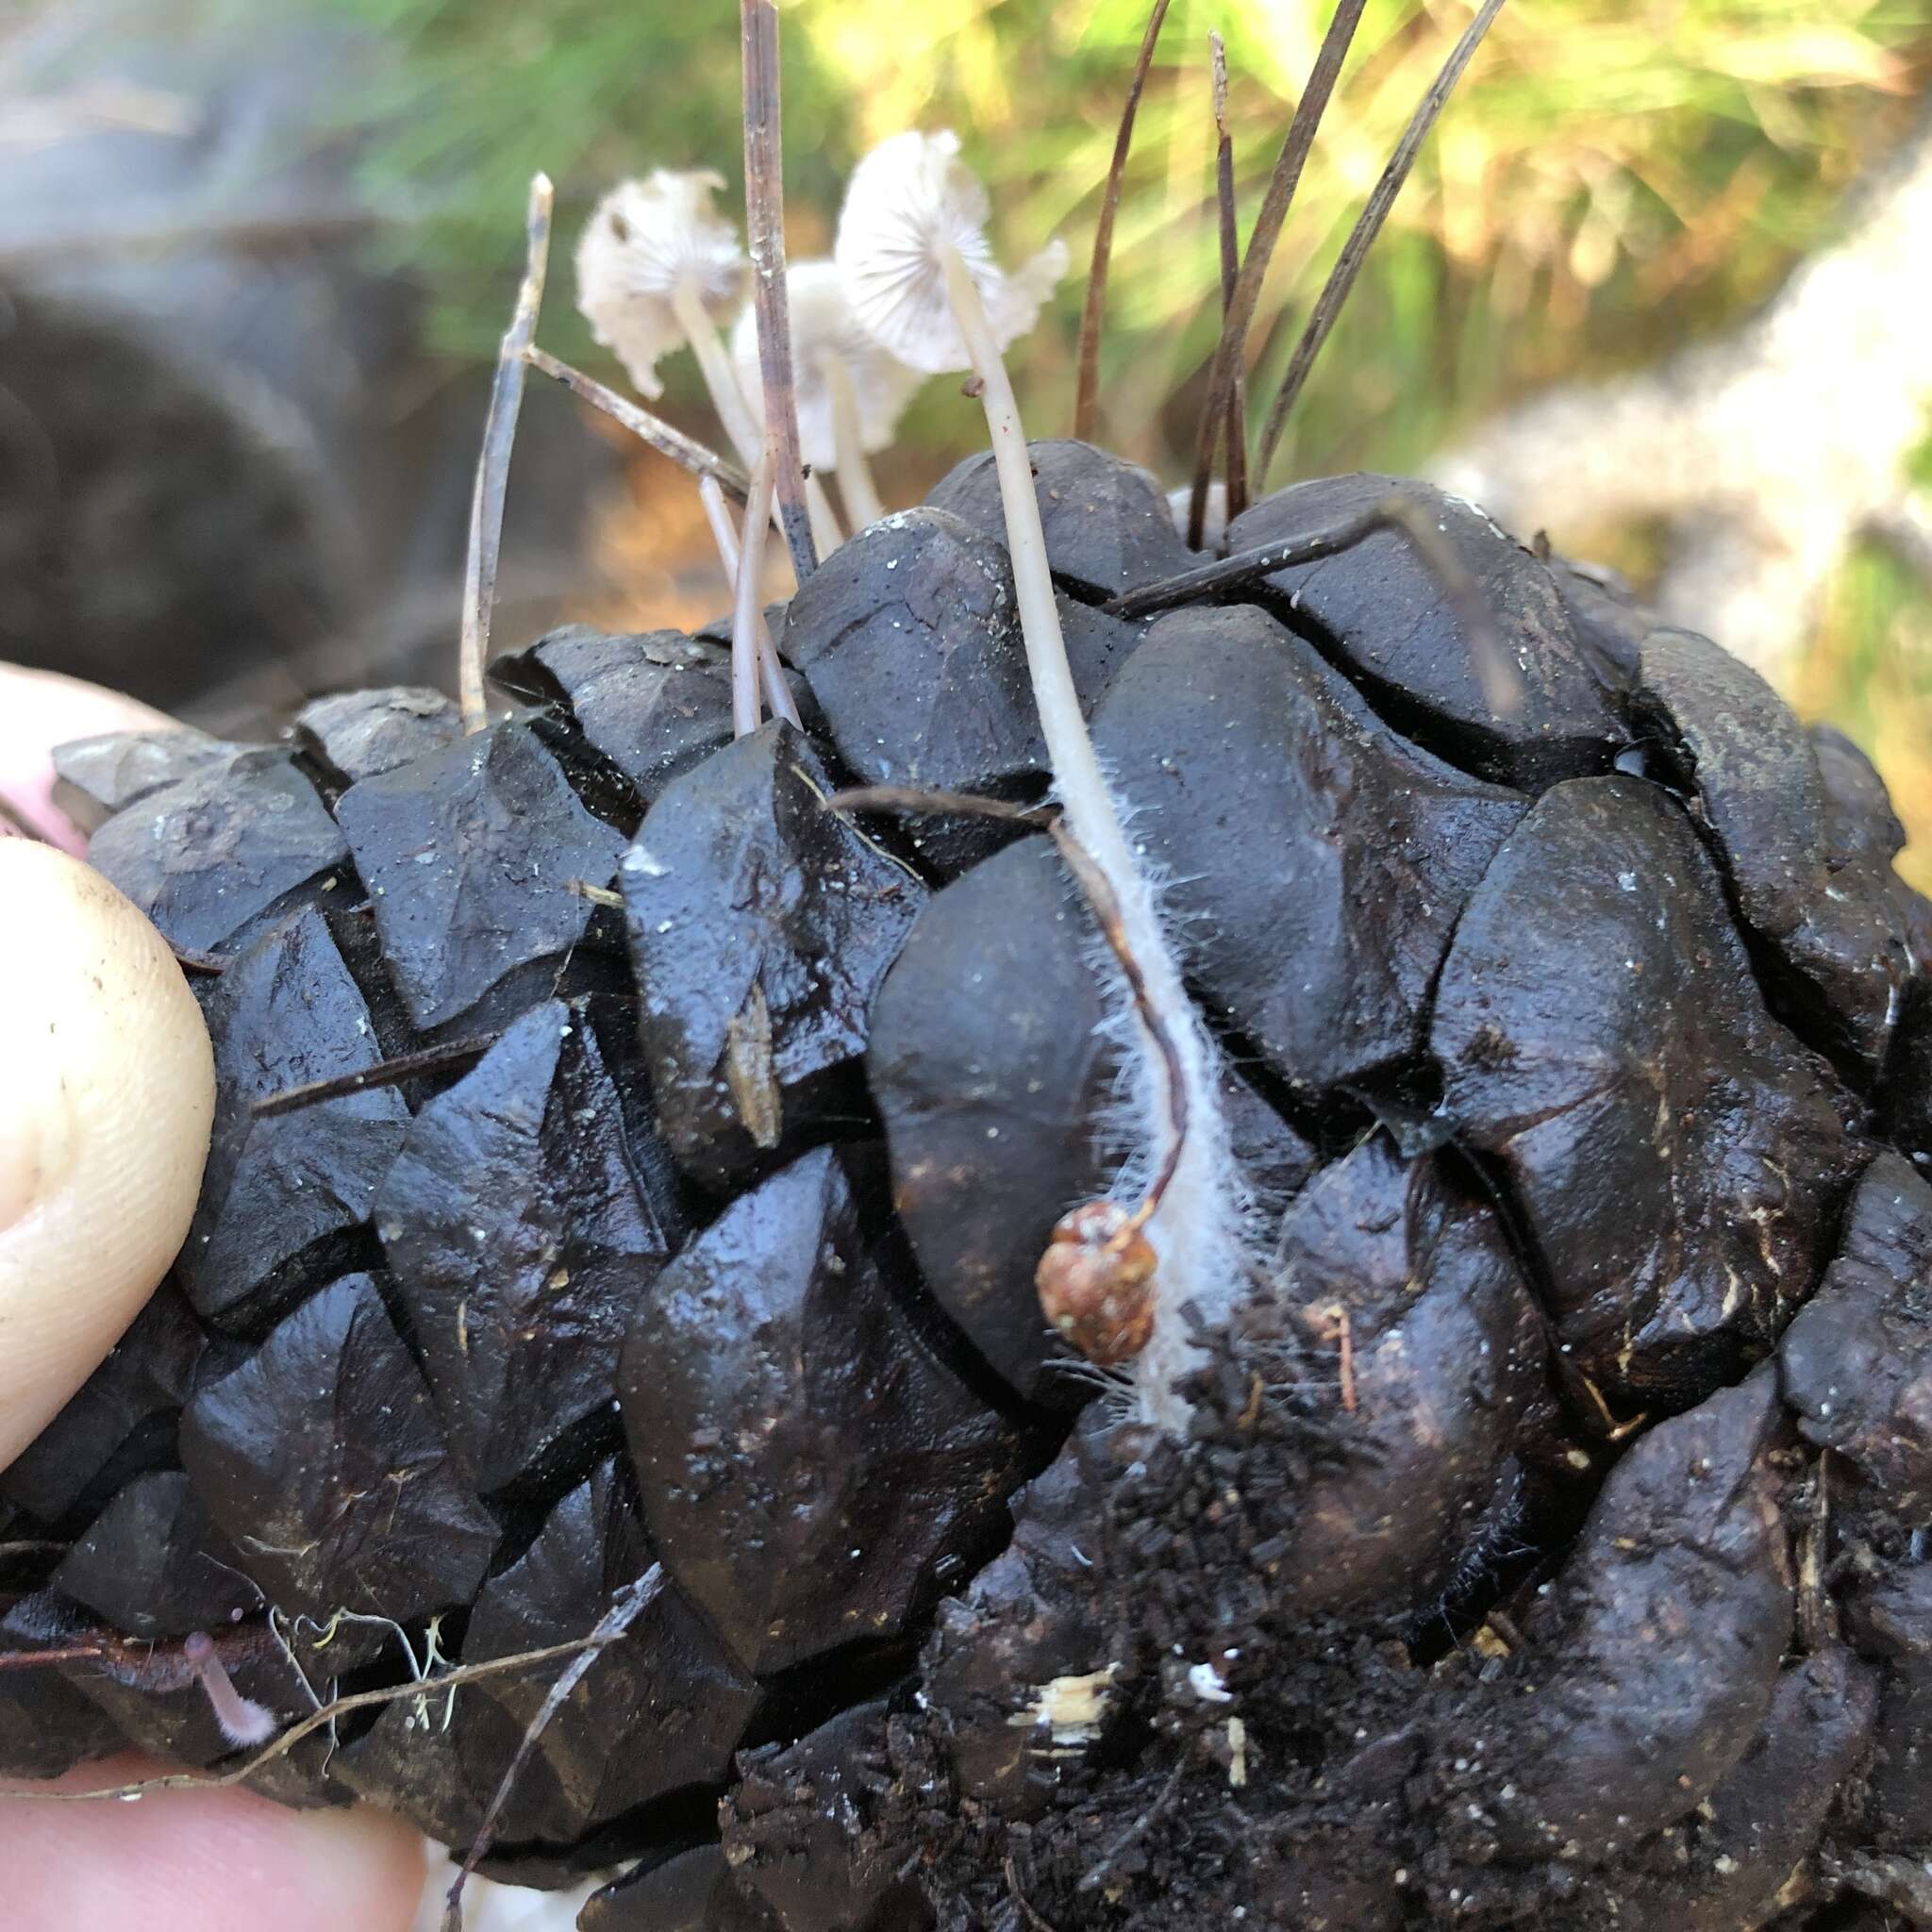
[8, 445, 1932, 1932]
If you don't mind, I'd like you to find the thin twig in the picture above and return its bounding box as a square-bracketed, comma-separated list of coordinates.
[1209, 33, 1250, 525]
[1006, 1855, 1062, 1932]
[1079, 1746, 1194, 1893]
[1073, 0, 1173, 442]
[459, 175, 554, 734]
[524, 347, 750, 501]
[251, 1037, 498, 1119]
[0, 1629, 627, 1804]
[1099, 491, 1522, 715]
[170, 943, 226, 976]
[441, 1568, 663, 1932]
[827, 785, 1188, 1235]
[1255, 0, 1507, 482]
[1185, 0, 1367, 550]
[741, 0, 816, 581]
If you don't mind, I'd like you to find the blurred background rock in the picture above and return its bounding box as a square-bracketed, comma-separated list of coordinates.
[2, 0, 1928, 875]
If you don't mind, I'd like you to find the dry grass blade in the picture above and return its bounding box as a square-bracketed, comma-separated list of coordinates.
[1185, 0, 1367, 550]
[524, 347, 750, 500]
[741, 0, 817, 581]
[1210, 31, 1250, 525]
[1256, 0, 1508, 483]
[251, 1037, 500, 1119]
[441, 1568, 665, 1932]
[459, 173, 553, 735]
[1073, 0, 1173, 443]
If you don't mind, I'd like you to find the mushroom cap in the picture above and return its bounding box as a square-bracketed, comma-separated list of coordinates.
[834, 130, 1067, 376]
[575, 170, 750, 399]
[730, 260, 925, 470]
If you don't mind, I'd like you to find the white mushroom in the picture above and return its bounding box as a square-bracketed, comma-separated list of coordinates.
[835, 130, 1066, 375]
[730, 260, 922, 531]
[834, 131, 1241, 1434]
[576, 171, 842, 559]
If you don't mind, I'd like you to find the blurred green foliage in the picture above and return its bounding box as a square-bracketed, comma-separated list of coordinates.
[320, 0, 1932, 868]
[325, 0, 1930, 471]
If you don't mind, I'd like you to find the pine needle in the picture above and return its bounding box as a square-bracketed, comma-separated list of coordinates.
[1255, 0, 1508, 484]
[1184, 0, 1366, 550]
[1073, 0, 1172, 444]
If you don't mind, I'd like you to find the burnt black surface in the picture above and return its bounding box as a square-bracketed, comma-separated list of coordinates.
[1262, 1138, 1547, 1618]
[1227, 474, 1627, 787]
[295, 686, 461, 784]
[180, 906, 411, 1332]
[622, 1148, 1030, 1676]
[1091, 603, 1527, 1096]
[12, 451, 1932, 1926]
[0, 1276, 214, 1525]
[459, 1464, 759, 1842]
[493, 625, 801, 808]
[1434, 774, 1861, 1414]
[49, 1471, 259, 1639]
[924, 439, 1193, 601]
[50, 724, 251, 836]
[868, 839, 1108, 1403]
[375, 999, 682, 1492]
[178, 1274, 498, 1622]
[1633, 626, 1917, 1075]
[335, 721, 626, 1030]
[86, 748, 349, 955]
[621, 723, 924, 1190]
[781, 509, 1141, 874]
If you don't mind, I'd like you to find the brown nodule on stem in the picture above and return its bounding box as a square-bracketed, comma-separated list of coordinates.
[1073, 0, 1173, 444]
[459, 174, 554, 736]
[251, 1037, 500, 1119]
[1255, 0, 1508, 483]
[741, 0, 816, 582]
[826, 784, 1189, 1238]
[1101, 491, 1524, 717]
[1186, 0, 1367, 551]
[1209, 32, 1250, 525]
[524, 347, 751, 501]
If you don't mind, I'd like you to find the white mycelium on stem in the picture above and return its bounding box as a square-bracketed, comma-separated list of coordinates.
[836, 134, 1240, 1431]
[576, 171, 842, 558]
[730, 260, 923, 531]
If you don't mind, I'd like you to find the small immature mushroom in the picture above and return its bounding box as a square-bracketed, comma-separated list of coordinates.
[182, 1629, 277, 1749]
[577, 173, 843, 558]
[730, 259, 922, 531]
[835, 131, 1241, 1434]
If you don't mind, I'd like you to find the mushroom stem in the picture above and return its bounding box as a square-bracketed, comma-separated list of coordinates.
[822, 351, 888, 529]
[935, 241, 1241, 1431]
[671, 277, 844, 561]
[183, 1630, 276, 1749]
[730, 451, 778, 737]
[700, 474, 803, 727]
